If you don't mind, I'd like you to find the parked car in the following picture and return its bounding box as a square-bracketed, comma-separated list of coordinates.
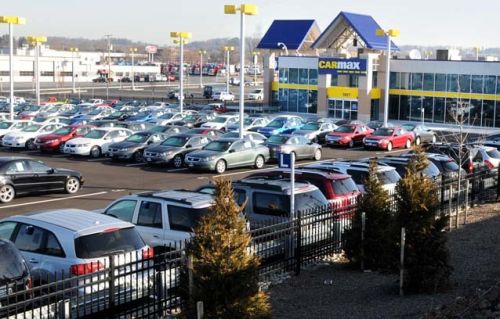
[169, 113, 212, 128]
[114, 121, 156, 132]
[125, 111, 163, 123]
[2, 123, 65, 150]
[185, 138, 270, 174]
[401, 152, 463, 181]
[292, 121, 337, 144]
[400, 123, 437, 145]
[0, 120, 32, 139]
[325, 124, 373, 148]
[101, 110, 136, 121]
[226, 116, 269, 132]
[200, 114, 239, 131]
[374, 156, 441, 180]
[0, 238, 31, 307]
[63, 127, 132, 158]
[366, 120, 392, 130]
[264, 134, 322, 161]
[148, 125, 189, 136]
[35, 125, 94, 152]
[144, 134, 212, 168]
[149, 112, 186, 126]
[333, 119, 364, 126]
[212, 91, 235, 101]
[185, 128, 224, 139]
[472, 146, 500, 170]
[363, 127, 414, 151]
[247, 88, 264, 100]
[424, 143, 489, 174]
[258, 115, 304, 137]
[107, 131, 166, 162]
[219, 131, 267, 145]
[0, 157, 83, 203]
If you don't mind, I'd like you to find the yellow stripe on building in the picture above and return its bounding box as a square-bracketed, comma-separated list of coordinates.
[389, 89, 500, 101]
[271, 81, 317, 91]
[327, 87, 358, 99]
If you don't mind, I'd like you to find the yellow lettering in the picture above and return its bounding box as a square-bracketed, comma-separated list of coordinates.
[319, 61, 326, 68]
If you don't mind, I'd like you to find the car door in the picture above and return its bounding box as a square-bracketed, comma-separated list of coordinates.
[394, 128, 405, 147]
[26, 160, 65, 191]
[226, 141, 245, 167]
[4, 160, 37, 194]
[133, 200, 165, 247]
[11, 223, 47, 275]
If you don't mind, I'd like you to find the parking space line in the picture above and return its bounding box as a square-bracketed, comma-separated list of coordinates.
[0, 191, 109, 209]
[126, 163, 146, 167]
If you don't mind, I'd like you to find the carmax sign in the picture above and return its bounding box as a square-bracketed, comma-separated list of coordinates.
[318, 58, 367, 75]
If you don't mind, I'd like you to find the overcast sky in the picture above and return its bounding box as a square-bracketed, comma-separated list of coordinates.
[3, 0, 497, 47]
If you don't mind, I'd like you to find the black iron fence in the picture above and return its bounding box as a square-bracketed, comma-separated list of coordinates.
[1, 170, 498, 318]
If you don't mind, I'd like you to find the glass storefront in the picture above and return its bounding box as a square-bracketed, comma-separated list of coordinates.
[277, 67, 318, 113]
[328, 100, 358, 120]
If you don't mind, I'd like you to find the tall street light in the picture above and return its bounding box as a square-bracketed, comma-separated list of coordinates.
[104, 34, 112, 100]
[223, 46, 234, 93]
[252, 51, 260, 85]
[376, 28, 399, 128]
[0, 16, 26, 120]
[69, 47, 79, 94]
[129, 48, 137, 90]
[199, 50, 206, 88]
[170, 32, 191, 114]
[224, 4, 258, 138]
[27, 36, 47, 106]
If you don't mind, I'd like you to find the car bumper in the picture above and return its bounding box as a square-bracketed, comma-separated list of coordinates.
[107, 151, 134, 159]
[36, 141, 61, 151]
[64, 146, 91, 155]
[2, 140, 26, 148]
[185, 160, 216, 171]
[144, 155, 172, 164]
[326, 139, 348, 146]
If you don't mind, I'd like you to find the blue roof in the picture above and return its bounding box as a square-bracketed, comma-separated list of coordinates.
[312, 12, 398, 51]
[257, 20, 317, 50]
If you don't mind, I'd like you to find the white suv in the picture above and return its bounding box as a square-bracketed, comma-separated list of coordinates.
[247, 88, 264, 100]
[212, 91, 235, 101]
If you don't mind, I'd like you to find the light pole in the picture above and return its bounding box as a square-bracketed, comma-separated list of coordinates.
[376, 28, 400, 128]
[252, 51, 260, 85]
[224, 4, 258, 138]
[199, 50, 206, 88]
[69, 47, 78, 94]
[27, 36, 47, 106]
[170, 32, 192, 114]
[224, 46, 234, 93]
[104, 34, 112, 99]
[0, 16, 26, 120]
[129, 48, 137, 90]
[277, 42, 288, 56]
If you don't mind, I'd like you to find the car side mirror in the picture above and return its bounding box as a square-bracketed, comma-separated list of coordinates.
[47, 168, 55, 174]
[25, 225, 35, 235]
[147, 140, 153, 145]
[229, 149, 235, 153]
[185, 144, 192, 148]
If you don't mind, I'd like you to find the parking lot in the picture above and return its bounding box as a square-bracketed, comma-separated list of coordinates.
[0, 145, 405, 217]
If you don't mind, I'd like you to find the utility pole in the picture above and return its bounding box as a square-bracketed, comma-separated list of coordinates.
[104, 34, 112, 100]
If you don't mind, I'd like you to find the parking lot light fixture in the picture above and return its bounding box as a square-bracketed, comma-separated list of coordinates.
[199, 50, 206, 88]
[129, 48, 138, 91]
[224, 46, 235, 93]
[69, 47, 79, 94]
[171, 32, 192, 114]
[224, 4, 258, 138]
[376, 28, 400, 128]
[27, 36, 47, 106]
[0, 16, 26, 120]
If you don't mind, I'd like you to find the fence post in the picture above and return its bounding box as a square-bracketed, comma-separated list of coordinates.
[361, 212, 366, 272]
[108, 256, 115, 310]
[471, 171, 476, 208]
[57, 300, 70, 319]
[440, 175, 445, 208]
[187, 254, 194, 302]
[197, 301, 204, 319]
[448, 184, 453, 230]
[464, 179, 469, 225]
[497, 166, 500, 201]
[295, 209, 302, 275]
[399, 227, 405, 297]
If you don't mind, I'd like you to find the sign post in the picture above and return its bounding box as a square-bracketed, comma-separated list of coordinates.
[279, 152, 295, 218]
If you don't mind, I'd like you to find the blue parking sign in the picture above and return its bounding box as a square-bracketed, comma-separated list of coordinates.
[278, 153, 291, 168]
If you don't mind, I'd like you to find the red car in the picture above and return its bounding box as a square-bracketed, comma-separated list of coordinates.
[96, 99, 119, 107]
[325, 124, 373, 148]
[363, 126, 414, 151]
[35, 125, 94, 152]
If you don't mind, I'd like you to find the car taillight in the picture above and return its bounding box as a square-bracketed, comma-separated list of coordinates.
[484, 160, 494, 170]
[468, 161, 474, 173]
[26, 276, 32, 289]
[70, 261, 105, 276]
[143, 246, 154, 260]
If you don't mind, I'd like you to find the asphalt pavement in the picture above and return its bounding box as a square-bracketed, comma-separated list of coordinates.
[0, 145, 406, 218]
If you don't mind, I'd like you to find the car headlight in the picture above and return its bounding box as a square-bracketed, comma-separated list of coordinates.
[15, 136, 25, 141]
[46, 139, 57, 144]
[379, 139, 388, 144]
[119, 148, 129, 151]
[201, 156, 217, 162]
[78, 143, 90, 147]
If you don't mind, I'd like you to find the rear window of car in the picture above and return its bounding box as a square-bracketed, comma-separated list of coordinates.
[74, 227, 144, 259]
[167, 205, 210, 232]
[487, 149, 500, 158]
[0, 241, 28, 286]
[295, 189, 328, 212]
[253, 192, 289, 217]
[377, 169, 400, 184]
[332, 178, 359, 195]
[442, 160, 460, 172]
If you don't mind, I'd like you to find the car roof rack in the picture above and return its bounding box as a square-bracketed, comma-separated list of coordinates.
[137, 189, 212, 205]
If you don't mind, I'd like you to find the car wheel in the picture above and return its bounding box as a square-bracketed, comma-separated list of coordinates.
[405, 139, 411, 149]
[173, 154, 184, 168]
[215, 160, 226, 174]
[65, 177, 80, 194]
[254, 155, 265, 169]
[26, 139, 36, 150]
[387, 142, 393, 151]
[0, 184, 15, 203]
[313, 148, 322, 161]
[415, 136, 421, 146]
[348, 140, 354, 148]
[133, 151, 143, 163]
[90, 146, 101, 158]
[432, 135, 437, 144]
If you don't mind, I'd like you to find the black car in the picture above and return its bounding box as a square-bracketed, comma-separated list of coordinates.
[0, 239, 31, 307]
[143, 134, 212, 168]
[0, 157, 84, 203]
[424, 143, 488, 174]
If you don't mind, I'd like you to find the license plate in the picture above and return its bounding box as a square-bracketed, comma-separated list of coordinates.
[188, 163, 194, 167]
[146, 158, 152, 162]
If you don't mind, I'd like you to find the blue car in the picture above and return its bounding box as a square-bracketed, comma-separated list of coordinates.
[258, 115, 305, 137]
[125, 112, 159, 122]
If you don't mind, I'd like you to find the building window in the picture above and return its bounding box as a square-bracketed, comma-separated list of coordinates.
[459, 74, 471, 93]
[288, 89, 298, 112]
[410, 73, 423, 90]
[400, 72, 410, 89]
[447, 74, 459, 92]
[298, 89, 308, 113]
[483, 100, 494, 127]
[349, 75, 359, 87]
[423, 73, 434, 91]
[409, 96, 422, 120]
[115, 72, 124, 77]
[279, 68, 288, 83]
[423, 97, 433, 121]
[471, 75, 483, 94]
[388, 95, 399, 120]
[330, 74, 338, 86]
[399, 95, 410, 120]
[82, 72, 88, 76]
[484, 76, 496, 94]
[434, 97, 445, 123]
[371, 99, 380, 121]
[298, 68, 308, 85]
[469, 99, 482, 126]
[390, 72, 398, 89]
[20, 71, 34, 77]
[308, 69, 318, 85]
[308, 90, 317, 113]
[0, 71, 9, 76]
[288, 68, 299, 84]
[445, 98, 458, 124]
[435, 74, 446, 91]
[279, 88, 288, 111]
[60, 71, 72, 76]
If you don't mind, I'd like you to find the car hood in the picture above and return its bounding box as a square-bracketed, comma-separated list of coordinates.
[365, 135, 390, 141]
[187, 150, 223, 158]
[36, 133, 65, 141]
[108, 141, 144, 149]
[201, 122, 223, 128]
[328, 132, 354, 138]
[145, 145, 184, 153]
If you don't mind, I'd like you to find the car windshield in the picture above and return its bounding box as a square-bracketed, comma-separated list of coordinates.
[332, 178, 359, 195]
[88, 109, 103, 115]
[302, 123, 320, 130]
[251, 89, 261, 93]
[74, 227, 144, 259]
[0, 242, 28, 286]
[442, 160, 460, 172]
[373, 128, 394, 136]
[486, 149, 500, 158]
[167, 206, 210, 232]
[377, 169, 401, 184]
[161, 136, 189, 147]
[134, 112, 149, 118]
[84, 130, 107, 139]
[401, 124, 416, 131]
[424, 162, 441, 177]
[334, 125, 355, 133]
[149, 125, 166, 133]
[110, 111, 123, 117]
[266, 119, 285, 128]
[221, 132, 239, 139]
[213, 117, 228, 123]
[22, 124, 42, 132]
[184, 115, 196, 121]
[203, 140, 232, 152]
[0, 122, 12, 129]
[53, 127, 72, 135]
[243, 118, 254, 125]
[126, 134, 149, 143]
[159, 113, 174, 119]
[267, 135, 289, 144]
